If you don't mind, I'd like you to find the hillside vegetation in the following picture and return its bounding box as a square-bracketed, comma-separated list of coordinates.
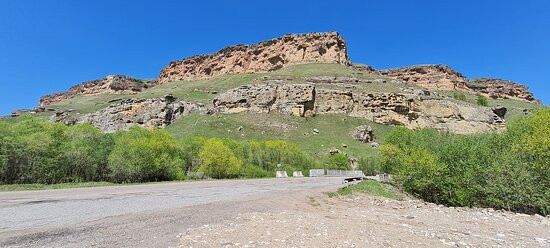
[380, 108, 550, 215]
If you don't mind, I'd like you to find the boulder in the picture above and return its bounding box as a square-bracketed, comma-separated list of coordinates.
[352, 125, 374, 143]
[492, 106, 507, 119]
[328, 148, 340, 155]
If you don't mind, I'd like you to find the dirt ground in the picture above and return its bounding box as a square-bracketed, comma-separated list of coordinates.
[178, 192, 550, 248]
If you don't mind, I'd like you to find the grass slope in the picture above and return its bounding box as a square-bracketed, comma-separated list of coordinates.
[327, 180, 404, 200]
[5, 63, 542, 160]
[166, 112, 394, 160]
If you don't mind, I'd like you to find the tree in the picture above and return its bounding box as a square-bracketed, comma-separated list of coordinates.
[199, 138, 242, 179]
[324, 153, 351, 170]
[108, 127, 183, 182]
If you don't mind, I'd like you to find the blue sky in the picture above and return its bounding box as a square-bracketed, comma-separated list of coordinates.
[1, 0, 548, 115]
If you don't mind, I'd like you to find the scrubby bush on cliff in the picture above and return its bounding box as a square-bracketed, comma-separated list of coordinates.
[476, 95, 489, 106]
[108, 126, 184, 183]
[452, 92, 467, 101]
[381, 108, 550, 215]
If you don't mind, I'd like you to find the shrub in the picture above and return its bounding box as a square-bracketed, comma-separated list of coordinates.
[476, 95, 489, 106]
[380, 108, 550, 215]
[239, 164, 271, 178]
[324, 153, 351, 170]
[452, 92, 467, 101]
[108, 127, 183, 183]
[357, 156, 380, 175]
[241, 140, 314, 172]
[199, 138, 242, 179]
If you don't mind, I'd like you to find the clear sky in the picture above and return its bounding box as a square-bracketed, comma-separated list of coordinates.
[1, 0, 548, 115]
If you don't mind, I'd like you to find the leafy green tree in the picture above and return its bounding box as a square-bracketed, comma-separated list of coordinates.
[108, 127, 183, 182]
[324, 153, 351, 170]
[199, 138, 242, 179]
[395, 148, 446, 203]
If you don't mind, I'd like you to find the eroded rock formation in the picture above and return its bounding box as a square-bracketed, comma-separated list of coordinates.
[158, 32, 350, 83]
[377, 65, 469, 91]
[40, 75, 154, 107]
[213, 83, 505, 134]
[466, 78, 534, 101]
[51, 95, 200, 132]
[362, 64, 535, 102]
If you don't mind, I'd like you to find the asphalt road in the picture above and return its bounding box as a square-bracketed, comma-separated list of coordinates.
[0, 177, 345, 247]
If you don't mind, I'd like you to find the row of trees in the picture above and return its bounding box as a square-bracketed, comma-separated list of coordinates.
[0, 116, 356, 184]
[379, 108, 550, 215]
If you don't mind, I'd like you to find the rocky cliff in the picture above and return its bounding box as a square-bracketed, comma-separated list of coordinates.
[40, 75, 154, 107]
[364, 64, 535, 102]
[466, 78, 535, 101]
[213, 83, 505, 134]
[377, 65, 469, 91]
[50, 95, 200, 132]
[158, 32, 350, 83]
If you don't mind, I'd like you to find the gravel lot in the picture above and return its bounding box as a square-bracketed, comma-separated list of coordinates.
[179, 193, 550, 248]
[2, 178, 549, 247]
[0, 177, 344, 247]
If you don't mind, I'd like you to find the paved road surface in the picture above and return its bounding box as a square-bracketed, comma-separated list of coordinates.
[0, 177, 345, 247]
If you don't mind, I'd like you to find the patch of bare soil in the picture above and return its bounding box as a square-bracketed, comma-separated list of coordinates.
[178, 193, 550, 247]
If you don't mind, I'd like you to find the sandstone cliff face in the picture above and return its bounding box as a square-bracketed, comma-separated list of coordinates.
[467, 78, 535, 101]
[377, 65, 469, 91]
[40, 75, 153, 107]
[366, 64, 535, 102]
[213, 83, 504, 134]
[50, 95, 199, 132]
[158, 32, 350, 83]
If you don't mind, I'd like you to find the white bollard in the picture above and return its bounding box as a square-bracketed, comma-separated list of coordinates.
[292, 171, 304, 177]
[276, 171, 288, 178]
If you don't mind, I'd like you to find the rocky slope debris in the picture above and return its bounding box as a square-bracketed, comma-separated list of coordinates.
[40, 75, 155, 107]
[158, 32, 350, 83]
[213, 83, 505, 134]
[50, 95, 199, 132]
[178, 193, 550, 248]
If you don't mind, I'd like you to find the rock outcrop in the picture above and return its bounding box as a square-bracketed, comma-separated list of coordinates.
[213, 83, 505, 134]
[40, 75, 154, 107]
[213, 83, 316, 117]
[466, 78, 535, 101]
[364, 64, 535, 102]
[51, 95, 199, 132]
[352, 125, 374, 143]
[377, 64, 469, 91]
[158, 32, 350, 83]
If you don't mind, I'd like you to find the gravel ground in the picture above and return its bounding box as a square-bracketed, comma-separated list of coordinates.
[179, 193, 550, 248]
[0, 178, 344, 247]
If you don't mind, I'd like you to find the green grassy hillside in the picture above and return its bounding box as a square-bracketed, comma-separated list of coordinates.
[8, 63, 542, 161]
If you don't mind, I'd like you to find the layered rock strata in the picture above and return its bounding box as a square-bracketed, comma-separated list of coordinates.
[40, 75, 153, 107]
[50, 95, 199, 132]
[213, 83, 505, 134]
[362, 64, 535, 102]
[158, 32, 350, 83]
